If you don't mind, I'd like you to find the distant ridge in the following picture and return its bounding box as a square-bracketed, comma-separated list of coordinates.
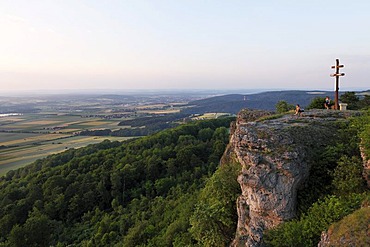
[182, 90, 338, 114]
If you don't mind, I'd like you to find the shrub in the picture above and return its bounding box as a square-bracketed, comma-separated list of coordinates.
[340, 92, 360, 110]
[190, 162, 241, 246]
[264, 193, 368, 247]
[275, 100, 294, 113]
[332, 156, 365, 196]
[306, 97, 325, 110]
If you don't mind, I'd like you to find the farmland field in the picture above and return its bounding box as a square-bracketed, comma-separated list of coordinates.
[0, 112, 137, 175]
[0, 114, 138, 175]
[0, 91, 205, 176]
[0, 113, 139, 175]
[0, 92, 211, 175]
[0, 135, 131, 175]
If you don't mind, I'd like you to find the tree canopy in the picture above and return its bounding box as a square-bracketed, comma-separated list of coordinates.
[0, 118, 235, 246]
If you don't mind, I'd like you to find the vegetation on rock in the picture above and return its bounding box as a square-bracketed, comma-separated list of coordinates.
[322, 206, 370, 246]
[264, 110, 370, 247]
[190, 160, 241, 246]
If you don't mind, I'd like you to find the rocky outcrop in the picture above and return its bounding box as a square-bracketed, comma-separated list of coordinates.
[360, 146, 370, 189]
[224, 109, 361, 247]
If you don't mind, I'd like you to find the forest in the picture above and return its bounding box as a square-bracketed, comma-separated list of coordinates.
[0, 100, 369, 246]
[0, 117, 240, 246]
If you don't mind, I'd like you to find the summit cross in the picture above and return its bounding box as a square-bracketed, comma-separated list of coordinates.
[330, 59, 345, 110]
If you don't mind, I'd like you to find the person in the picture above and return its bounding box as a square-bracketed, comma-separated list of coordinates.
[295, 104, 303, 116]
[324, 96, 332, 109]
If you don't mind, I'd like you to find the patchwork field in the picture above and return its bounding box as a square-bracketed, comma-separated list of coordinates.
[193, 112, 232, 120]
[0, 135, 131, 175]
[0, 94, 199, 175]
[0, 113, 132, 175]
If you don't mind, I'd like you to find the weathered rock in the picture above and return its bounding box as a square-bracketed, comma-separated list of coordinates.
[360, 145, 370, 189]
[224, 109, 361, 247]
[318, 231, 330, 247]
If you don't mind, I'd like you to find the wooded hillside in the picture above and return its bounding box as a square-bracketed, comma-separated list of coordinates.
[0, 118, 238, 246]
[0, 109, 369, 246]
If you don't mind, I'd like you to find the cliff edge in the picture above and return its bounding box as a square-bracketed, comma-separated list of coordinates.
[223, 109, 361, 247]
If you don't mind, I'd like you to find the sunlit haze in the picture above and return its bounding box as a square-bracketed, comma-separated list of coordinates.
[1, 0, 369, 92]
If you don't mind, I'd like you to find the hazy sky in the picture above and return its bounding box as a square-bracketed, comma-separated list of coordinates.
[0, 0, 369, 92]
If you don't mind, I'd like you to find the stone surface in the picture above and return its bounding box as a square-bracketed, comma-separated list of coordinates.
[224, 109, 362, 247]
[360, 146, 370, 189]
[318, 231, 330, 247]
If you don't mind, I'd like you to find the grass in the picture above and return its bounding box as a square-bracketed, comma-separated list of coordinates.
[140, 109, 180, 114]
[193, 113, 231, 120]
[0, 132, 40, 142]
[327, 207, 370, 246]
[256, 113, 286, 122]
[23, 120, 62, 125]
[0, 133, 69, 146]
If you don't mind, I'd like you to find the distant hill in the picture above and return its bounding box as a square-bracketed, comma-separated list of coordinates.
[182, 90, 337, 114]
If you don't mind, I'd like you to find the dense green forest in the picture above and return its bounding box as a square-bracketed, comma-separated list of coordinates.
[0, 117, 240, 246]
[1, 107, 369, 246]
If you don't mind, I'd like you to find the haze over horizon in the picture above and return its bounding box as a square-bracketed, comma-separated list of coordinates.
[1, 1, 369, 92]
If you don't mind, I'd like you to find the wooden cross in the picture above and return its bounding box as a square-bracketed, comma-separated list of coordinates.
[330, 59, 345, 110]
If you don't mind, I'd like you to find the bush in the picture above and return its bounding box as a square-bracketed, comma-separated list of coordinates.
[340, 92, 360, 110]
[190, 162, 241, 246]
[264, 193, 368, 247]
[275, 100, 294, 113]
[332, 156, 365, 196]
[306, 97, 325, 110]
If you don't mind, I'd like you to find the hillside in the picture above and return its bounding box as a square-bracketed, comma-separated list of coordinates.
[0, 118, 236, 246]
[0, 109, 369, 247]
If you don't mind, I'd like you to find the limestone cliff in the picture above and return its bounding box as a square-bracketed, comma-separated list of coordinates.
[223, 109, 361, 247]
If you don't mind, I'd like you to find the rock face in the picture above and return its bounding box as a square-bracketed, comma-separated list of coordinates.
[224, 109, 361, 247]
[360, 146, 370, 189]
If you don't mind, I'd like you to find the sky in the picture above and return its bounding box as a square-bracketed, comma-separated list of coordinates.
[0, 0, 369, 92]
